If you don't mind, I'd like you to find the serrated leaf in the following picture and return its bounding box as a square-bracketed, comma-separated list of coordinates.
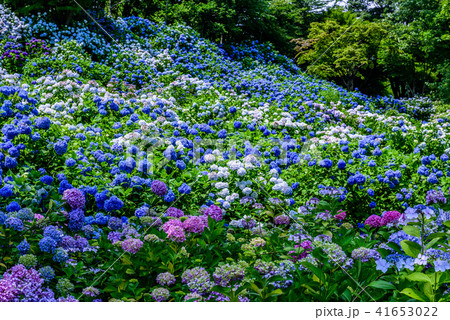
[386, 242, 403, 253]
[400, 240, 422, 258]
[427, 232, 447, 240]
[302, 261, 326, 283]
[368, 280, 395, 290]
[406, 272, 432, 283]
[249, 283, 262, 294]
[401, 288, 428, 302]
[267, 289, 283, 297]
[403, 225, 421, 238]
[425, 237, 442, 250]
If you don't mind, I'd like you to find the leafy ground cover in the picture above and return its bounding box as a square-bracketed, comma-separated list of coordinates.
[0, 5, 449, 302]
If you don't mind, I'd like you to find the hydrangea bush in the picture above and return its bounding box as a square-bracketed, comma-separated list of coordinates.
[0, 5, 449, 302]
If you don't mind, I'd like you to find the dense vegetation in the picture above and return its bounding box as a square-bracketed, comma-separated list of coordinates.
[4, 0, 450, 100]
[0, 3, 449, 302]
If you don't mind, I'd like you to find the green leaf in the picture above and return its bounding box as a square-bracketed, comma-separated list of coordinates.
[301, 261, 326, 283]
[401, 288, 429, 302]
[400, 240, 422, 258]
[386, 242, 403, 253]
[443, 221, 450, 228]
[368, 280, 396, 290]
[403, 225, 421, 238]
[267, 289, 283, 297]
[426, 232, 447, 240]
[406, 272, 432, 283]
[249, 283, 262, 295]
[425, 237, 442, 250]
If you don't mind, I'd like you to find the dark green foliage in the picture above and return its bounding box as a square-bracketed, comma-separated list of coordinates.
[4, 0, 107, 24]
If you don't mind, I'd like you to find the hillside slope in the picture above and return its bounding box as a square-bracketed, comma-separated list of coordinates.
[0, 7, 449, 302]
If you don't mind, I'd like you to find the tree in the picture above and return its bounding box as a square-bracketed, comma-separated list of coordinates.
[378, 0, 450, 98]
[346, 0, 396, 20]
[293, 9, 387, 91]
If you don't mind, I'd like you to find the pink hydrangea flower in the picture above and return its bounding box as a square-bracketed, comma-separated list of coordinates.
[381, 211, 402, 226]
[162, 219, 183, 233]
[334, 210, 346, 221]
[167, 226, 186, 242]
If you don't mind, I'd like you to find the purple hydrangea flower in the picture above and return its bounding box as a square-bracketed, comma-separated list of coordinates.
[182, 216, 206, 234]
[151, 180, 168, 196]
[274, 215, 290, 225]
[203, 205, 223, 221]
[181, 267, 212, 294]
[0, 265, 56, 302]
[62, 188, 85, 209]
[364, 215, 383, 227]
[166, 207, 184, 218]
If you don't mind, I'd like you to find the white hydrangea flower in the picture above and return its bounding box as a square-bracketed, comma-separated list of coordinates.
[237, 168, 246, 176]
[215, 182, 228, 189]
[227, 160, 243, 170]
[218, 188, 230, 197]
[204, 154, 215, 163]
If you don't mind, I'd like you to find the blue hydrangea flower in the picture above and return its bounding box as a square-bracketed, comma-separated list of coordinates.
[104, 196, 124, 212]
[17, 239, 30, 255]
[39, 236, 57, 253]
[53, 247, 69, 263]
[54, 140, 68, 155]
[6, 201, 21, 212]
[178, 183, 192, 194]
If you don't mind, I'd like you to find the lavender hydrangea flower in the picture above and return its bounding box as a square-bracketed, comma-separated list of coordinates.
[351, 247, 381, 262]
[375, 259, 392, 273]
[0, 264, 56, 302]
[434, 259, 450, 272]
[151, 288, 170, 302]
[156, 272, 176, 286]
[167, 226, 186, 242]
[121, 238, 143, 254]
[212, 263, 245, 286]
[426, 189, 446, 205]
[82, 286, 100, 297]
[181, 267, 212, 294]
